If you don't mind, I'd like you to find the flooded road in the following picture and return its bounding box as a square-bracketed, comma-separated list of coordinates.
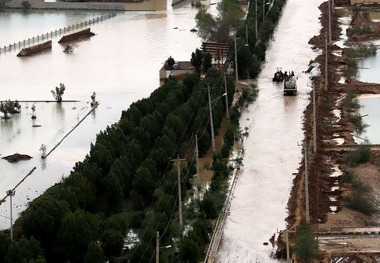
[217, 0, 323, 261]
[0, 1, 207, 228]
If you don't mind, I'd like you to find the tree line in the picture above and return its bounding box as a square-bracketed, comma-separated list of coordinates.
[3, 67, 234, 262]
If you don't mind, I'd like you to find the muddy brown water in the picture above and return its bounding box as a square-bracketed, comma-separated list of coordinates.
[216, 0, 324, 261]
[0, 0, 211, 228]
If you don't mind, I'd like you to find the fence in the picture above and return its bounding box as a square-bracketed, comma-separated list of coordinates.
[0, 12, 116, 55]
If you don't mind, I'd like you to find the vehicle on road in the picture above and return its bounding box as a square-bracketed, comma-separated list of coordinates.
[272, 67, 284, 82]
[283, 71, 297, 95]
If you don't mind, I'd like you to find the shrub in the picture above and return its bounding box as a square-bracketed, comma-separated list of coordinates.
[345, 191, 377, 215]
[346, 145, 370, 167]
[293, 223, 318, 262]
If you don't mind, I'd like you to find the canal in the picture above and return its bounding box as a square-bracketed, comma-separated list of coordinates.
[216, 0, 324, 261]
[0, 0, 208, 228]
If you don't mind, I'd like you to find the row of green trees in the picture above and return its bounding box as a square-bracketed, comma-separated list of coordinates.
[6, 66, 234, 262]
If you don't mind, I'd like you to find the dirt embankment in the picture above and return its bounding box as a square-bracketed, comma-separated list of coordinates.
[278, 0, 380, 261]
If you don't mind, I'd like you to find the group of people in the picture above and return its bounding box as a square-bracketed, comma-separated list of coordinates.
[273, 69, 295, 82]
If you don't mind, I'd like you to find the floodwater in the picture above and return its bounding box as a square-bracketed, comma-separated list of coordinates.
[357, 40, 380, 83]
[0, 0, 208, 228]
[217, 0, 323, 261]
[355, 95, 380, 144]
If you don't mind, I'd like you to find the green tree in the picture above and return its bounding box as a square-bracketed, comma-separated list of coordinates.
[0, 232, 11, 260]
[18, 235, 44, 262]
[85, 242, 105, 263]
[179, 237, 200, 263]
[101, 229, 124, 258]
[57, 210, 100, 262]
[105, 170, 124, 211]
[51, 83, 66, 103]
[293, 223, 318, 262]
[191, 48, 204, 74]
[20, 195, 70, 252]
[5, 242, 23, 263]
[132, 167, 156, 200]
[195, 0, 244, 42]
[165, 56, 175, 70]
[0, 100, 21, 119]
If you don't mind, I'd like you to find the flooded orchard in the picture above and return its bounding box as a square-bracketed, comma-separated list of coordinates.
[0, 1, 208, 228]
[217, 0, 324, 261]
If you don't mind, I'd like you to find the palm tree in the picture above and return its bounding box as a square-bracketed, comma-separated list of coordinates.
[51, 83, 66, 103]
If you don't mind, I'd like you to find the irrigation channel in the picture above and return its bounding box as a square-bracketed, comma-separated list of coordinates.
[0, 0, 209, 229]
[216, 0, 324, 261]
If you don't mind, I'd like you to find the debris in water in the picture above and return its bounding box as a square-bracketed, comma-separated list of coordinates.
[2, 153, 32, 163]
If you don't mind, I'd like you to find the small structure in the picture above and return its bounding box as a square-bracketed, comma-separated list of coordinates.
[201, 42, 230, 72]
[159, 61, 196, 80]
[17, 41, 52, 56]
[58, 28, 95, 44]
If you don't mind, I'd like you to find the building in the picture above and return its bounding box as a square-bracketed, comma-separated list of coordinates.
[159, 61, 196, 81]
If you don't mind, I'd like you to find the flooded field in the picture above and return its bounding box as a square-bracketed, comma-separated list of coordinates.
[357, 40, 380, 83]
[216, 0, 323, 261]
[0, 1, 207, 228]
[356, 95, 380, 144]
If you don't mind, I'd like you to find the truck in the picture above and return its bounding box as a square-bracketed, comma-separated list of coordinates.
[283, 75, 297, 95]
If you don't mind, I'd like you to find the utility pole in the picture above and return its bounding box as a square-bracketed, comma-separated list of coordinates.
[285, 229, 290, 263]
[207, 85, 216, 152]
[234, 35, 238, 88]
[195, 134, 200, 199]
[304, 142, 310, 224]
[156, 231, 159, 263]
[171, 155, 186, 232]
[6, 189, 15, 241]
[328, 0, 332, 43]
[224, 75, 230, 120]
[313, 83, 317, 154]
[325, 30, 328, 91]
